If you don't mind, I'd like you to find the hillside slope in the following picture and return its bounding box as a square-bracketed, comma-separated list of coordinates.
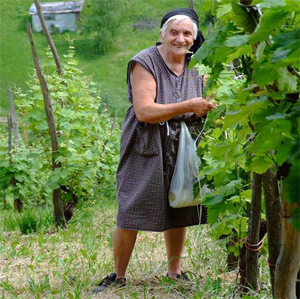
[0, 0, 207, 121]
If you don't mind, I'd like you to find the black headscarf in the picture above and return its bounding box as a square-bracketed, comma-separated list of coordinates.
[160, 8, 205, 57]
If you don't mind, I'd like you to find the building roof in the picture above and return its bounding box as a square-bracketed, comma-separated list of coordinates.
[29, 1, 84, 15]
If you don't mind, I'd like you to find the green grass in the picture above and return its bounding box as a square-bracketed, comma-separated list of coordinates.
[0, 206, 55, 234]
[0, 201, 272, 299]
[0, 0, 209, 121]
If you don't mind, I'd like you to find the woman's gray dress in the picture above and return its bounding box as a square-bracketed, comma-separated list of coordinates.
[116, 44, 207, 232]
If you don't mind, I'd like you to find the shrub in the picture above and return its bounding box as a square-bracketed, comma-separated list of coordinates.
[13, 42, 121, 213]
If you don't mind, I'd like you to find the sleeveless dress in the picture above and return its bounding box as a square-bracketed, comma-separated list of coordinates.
[116, 43, 207, 232]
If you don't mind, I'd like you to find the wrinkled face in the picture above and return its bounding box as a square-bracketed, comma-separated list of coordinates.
[160, 18, 194, 57]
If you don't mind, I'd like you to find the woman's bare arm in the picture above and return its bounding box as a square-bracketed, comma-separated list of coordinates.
[132, 63, 214, 124]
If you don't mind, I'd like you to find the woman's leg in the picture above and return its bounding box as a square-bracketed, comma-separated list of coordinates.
[113, 227, 138, 278]
[164, 227, 187, 275]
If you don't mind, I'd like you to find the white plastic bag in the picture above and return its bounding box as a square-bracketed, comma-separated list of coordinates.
[169, 121, 206, 208]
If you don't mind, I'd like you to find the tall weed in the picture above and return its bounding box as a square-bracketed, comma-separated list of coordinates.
[17, 209, 40, 234]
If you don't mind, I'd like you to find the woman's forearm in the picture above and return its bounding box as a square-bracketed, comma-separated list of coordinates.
[134, 98, 213, 124]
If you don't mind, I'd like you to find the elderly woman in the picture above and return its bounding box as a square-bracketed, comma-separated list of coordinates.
[93, 8, 214, 293]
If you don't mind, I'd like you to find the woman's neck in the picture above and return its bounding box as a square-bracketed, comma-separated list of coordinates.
[157, 44, 186, 76]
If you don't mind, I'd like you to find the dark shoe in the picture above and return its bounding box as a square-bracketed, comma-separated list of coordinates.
[92, 273, 126, 293]
[166, 271, 191, 282]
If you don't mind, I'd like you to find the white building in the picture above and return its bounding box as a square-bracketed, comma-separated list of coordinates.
[29, 1, 84, 33]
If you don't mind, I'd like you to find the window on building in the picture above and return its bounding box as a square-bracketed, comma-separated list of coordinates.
[44, 14, 55, 21]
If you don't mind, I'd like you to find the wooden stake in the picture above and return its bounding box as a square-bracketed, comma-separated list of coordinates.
[105, 92, 109, 111]
[8, 85, 20, 150]
[20, 122, 29, 148]
[7, 114, 23, 212]
[7, 114, 12, 159]
[34, 0, 64, 76]
[274, 189, 300, 299]
[111, 109, 117, 132]
[244, 173, 262, 290]
[189, 0, 195, 10]
[26, 22, 65, 226]
[263, 169, 281, 295]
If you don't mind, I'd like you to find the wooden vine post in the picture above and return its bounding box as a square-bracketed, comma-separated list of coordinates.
[26, 22, 65, 226]
[7, 86, 23, 212]
[20, 123, 29, 148]
[262, 169, 281, 295]
[232, 7, 264, 292]
[8, 85, 20, 150]
[189, 0, 195, 10]
[274, 183, 300, 299]
[6, 115, 23, 211]
[34, 0, 80, 221]
[244, 173, 262, 290]
[34, 0, 64, 76]
[7, 115, 12, 160]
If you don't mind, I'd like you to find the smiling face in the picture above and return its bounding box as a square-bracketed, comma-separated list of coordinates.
[159, 18, 195, 58]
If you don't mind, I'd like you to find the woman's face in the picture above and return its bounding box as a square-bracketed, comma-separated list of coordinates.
[160, 18, 194, 57]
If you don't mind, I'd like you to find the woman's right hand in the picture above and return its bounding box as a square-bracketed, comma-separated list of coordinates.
[188, 97, 215, 117]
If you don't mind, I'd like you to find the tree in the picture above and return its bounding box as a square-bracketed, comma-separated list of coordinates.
[80, 0, 123, 54]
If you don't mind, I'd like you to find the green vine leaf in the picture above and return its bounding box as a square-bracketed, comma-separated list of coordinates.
[217, 3, 232, 18]
[252, 0, 286, 8]
[231, 2, 257, 33]
[249, 156, 273, 174]
[248, 8, 290, 44]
